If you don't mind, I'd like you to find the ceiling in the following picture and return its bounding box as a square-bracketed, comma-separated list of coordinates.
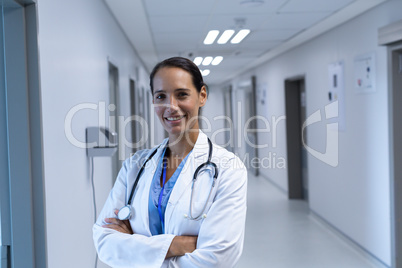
[104, 0, 388, 86]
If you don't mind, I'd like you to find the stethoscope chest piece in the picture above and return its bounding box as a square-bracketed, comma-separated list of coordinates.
[117, 205, 132, 220]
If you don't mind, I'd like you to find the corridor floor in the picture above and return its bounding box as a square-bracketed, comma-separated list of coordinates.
[236, 174, 387, 268]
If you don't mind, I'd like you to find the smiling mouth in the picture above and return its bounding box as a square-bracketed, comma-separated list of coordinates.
[165, 115, 185, 121]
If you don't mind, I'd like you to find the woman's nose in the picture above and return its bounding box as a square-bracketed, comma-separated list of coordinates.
[167, 95, 178, 110]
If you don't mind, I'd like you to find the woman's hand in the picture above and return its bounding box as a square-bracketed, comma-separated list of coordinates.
[102, 209, 134, 234]
[166, 235, 198, 259]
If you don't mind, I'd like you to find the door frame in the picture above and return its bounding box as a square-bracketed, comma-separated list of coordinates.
[380, 19, 402, 268]
[284, 76, 307, 200]
[0, 1, 46, 267]
[388, 42, 402, 268]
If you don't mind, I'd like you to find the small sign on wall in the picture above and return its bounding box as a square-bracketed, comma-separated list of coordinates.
[257, 83, 267, 106]
[354, 52, 376, 93]
[328, 61, 345, 131]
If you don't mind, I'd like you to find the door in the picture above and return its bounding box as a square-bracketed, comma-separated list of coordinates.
[129, 79, 137, 155]
[109, 63, 120, 180]
[0, 5, 11, 266]
[285, 77, 308, 200]
[390, 45, 402, 268]
[0, 1, 46, 267]
[223, 86, 234, 152]
[144, 87, 153, 148]
[233, 77, 258, 176]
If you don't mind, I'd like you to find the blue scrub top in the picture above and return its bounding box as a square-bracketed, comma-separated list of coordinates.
[148, 147, 192, 235]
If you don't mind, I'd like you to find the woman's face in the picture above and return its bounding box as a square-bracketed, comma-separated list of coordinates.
[152, 67, 207, 137]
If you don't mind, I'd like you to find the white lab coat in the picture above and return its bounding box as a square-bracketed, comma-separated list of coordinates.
[93, 131, 248, 268]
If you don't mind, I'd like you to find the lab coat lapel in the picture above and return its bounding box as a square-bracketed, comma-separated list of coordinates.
[165, 131, 210, 225]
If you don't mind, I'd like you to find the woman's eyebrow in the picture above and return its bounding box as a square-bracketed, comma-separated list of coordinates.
[154, 88, 190, 94]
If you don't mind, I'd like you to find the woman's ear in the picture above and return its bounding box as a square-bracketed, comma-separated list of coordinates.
[199, 86, 207, 107]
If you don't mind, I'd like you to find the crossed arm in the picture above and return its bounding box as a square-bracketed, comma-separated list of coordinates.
[103, 210, 197, 259]
[94, 156, 247, 267]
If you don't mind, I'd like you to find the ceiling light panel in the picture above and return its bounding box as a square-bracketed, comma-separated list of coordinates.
[194, 57, 203, 66]
[231, 29, 251, 44]
[202, 69, 210, 76]
[212, 56, 223, 65]
[202, 56, 213, 66]
[217, 30, 235, 44]
[204, 30, 220, 45]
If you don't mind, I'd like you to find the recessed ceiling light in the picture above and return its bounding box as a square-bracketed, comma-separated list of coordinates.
[217, 30, 235, 44]
[204, 30, 219, 45]
[202, 69, 210, 76]
[212, 56, 223, 65]
[240, 0, 264, 8]
[231, 29, 251, 44]
[202, 56, 213, 66]
[194, 57, 203, 66]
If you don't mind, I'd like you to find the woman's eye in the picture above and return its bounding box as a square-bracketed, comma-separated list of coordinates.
[178, 92, 188, 97]
[155, 94, 165, 100]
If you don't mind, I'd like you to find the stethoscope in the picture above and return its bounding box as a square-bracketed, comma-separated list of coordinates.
[117, 138, 219, 222]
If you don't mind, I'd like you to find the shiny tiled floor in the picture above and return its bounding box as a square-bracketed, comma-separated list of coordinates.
[236, 174, 387, 268]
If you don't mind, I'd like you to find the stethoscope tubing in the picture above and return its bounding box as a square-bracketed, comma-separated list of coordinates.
[188, 162, 218, 220]
[119, 138, 217, 221]
[127, 146, 161, 206]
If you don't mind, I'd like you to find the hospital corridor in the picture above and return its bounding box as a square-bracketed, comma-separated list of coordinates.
[1, 0, 402, 267]
[237, 174, 384, 268]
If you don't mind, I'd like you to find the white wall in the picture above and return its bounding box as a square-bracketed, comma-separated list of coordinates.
[36, 0, 154, 267]
[201, 86, 226, 146]
[221, 0, 402, 265]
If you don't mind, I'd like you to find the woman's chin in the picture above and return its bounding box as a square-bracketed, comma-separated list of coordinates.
[164, 126, 185, 136]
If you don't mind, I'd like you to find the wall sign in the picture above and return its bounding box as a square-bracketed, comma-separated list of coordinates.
[354, 52, 376, 93]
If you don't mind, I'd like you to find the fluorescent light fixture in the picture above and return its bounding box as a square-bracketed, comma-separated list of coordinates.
[217, 30, 235, 44]
[204, 30, 219, 45]
[202, 56, 213, 66]
[202, 69, 210, 76]
[194, 57, 203, 66]
[212, 56, 223, 65]
[231, 29, 251, 44]
[240, 0, 264, 7]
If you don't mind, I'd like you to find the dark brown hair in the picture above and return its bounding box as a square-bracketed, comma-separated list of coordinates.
[149, 57, 208, 95]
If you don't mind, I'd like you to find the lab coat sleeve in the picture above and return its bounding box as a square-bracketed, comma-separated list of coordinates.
[168, 157, 248, 268]
[93, 157, 175, 268]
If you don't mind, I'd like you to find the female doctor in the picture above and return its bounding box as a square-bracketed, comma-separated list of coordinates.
[93, 57, 248, 268]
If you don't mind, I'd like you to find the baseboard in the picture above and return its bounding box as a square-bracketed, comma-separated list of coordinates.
[310, 210, 390, 268]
